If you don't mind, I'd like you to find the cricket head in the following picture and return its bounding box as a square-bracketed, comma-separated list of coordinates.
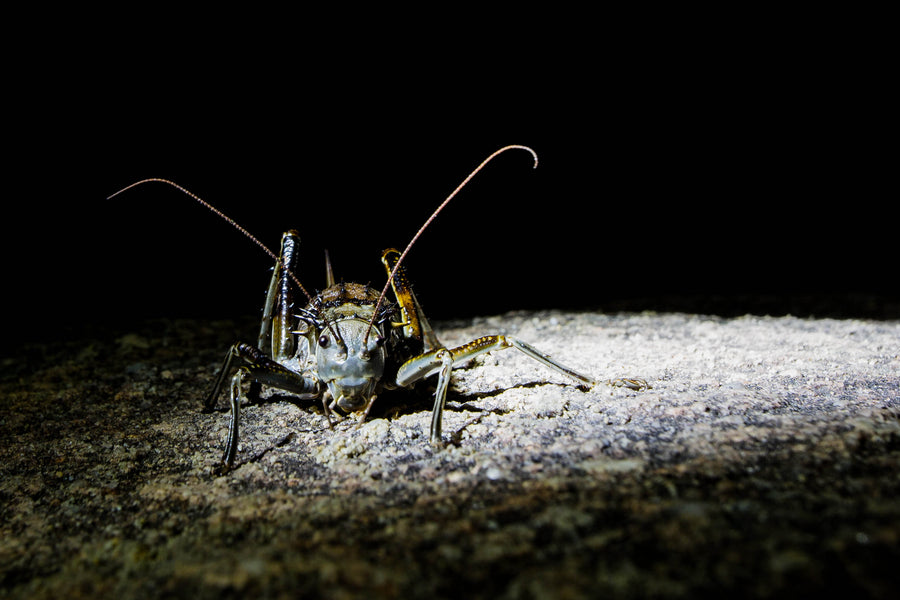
[316, 317, 386, 413]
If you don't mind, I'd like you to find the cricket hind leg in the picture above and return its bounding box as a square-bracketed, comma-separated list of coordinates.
[495, 337, 649, 391]
[381, 248, 441, 351]
[395, 335, 649, 444]
[258, 230, 303, 361]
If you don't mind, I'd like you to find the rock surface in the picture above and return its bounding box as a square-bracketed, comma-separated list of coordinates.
[2, 311, 899, 598]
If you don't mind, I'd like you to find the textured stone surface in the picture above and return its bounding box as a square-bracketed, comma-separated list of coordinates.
[2, 311, 899, 598]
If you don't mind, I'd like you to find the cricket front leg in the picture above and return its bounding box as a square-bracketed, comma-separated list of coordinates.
[207, 342, 321, 468]
[395, 347, 455, 444]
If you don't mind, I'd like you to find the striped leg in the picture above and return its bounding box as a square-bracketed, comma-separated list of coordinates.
[395, 335, 648, 444]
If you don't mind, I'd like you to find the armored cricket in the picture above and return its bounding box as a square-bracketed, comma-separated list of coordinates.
[110, 145, 647, 468]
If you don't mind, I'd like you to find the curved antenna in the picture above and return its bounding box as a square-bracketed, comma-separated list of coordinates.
[108, 178, 314, 302]
[363, 145, 539, 344]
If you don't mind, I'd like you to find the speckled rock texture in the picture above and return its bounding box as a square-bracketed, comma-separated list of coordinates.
[2, 311, 899, 598]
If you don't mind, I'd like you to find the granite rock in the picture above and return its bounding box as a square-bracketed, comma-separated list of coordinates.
[2, 311, 898, 598]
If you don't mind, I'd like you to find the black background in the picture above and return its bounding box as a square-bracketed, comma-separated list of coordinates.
[5, 17, 895, 353]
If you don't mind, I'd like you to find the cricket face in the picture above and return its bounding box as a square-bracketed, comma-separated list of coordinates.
[316, 318, 385, 412]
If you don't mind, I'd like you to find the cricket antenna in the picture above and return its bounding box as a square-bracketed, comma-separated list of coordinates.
[108, 178, 314, 301]
[363, 145, 539, 345]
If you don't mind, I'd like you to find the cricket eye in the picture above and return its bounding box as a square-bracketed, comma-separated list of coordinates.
[318, 334, 329, 348]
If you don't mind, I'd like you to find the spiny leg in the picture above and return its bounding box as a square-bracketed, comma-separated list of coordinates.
[258, 230, 302, 361]
[395, 335, 648, 444]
